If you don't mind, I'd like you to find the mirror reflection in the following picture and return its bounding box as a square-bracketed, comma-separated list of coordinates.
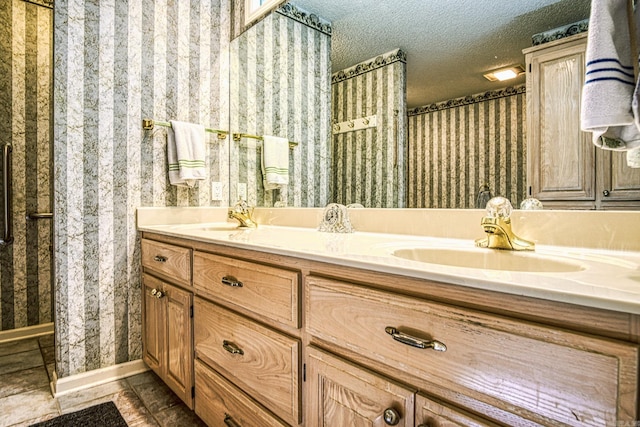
[227, 1, 640, 210]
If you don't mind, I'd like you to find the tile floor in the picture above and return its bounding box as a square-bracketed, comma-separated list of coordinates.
[0, 334, 206, 427]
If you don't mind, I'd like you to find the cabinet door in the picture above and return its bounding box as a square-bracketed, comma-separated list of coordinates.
[415, 393, 500, 427]
[142, 274, 165, 374]
[164, 282, 194, 409]
[599, 150, 640, 207]
[526, 35, 595, 204]
[306, 346, 415, 427]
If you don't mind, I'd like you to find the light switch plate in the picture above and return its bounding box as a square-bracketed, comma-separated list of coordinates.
[211, 181, 223, 201]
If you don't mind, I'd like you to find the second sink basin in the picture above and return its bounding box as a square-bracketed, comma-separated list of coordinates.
[393, 247, 586, 273]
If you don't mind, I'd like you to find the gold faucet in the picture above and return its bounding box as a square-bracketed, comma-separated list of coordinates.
[228, 200, 257, 228]
[475, 197, 534, 251]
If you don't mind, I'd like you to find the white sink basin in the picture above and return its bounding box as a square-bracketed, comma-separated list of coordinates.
[393, 248, 586, 273]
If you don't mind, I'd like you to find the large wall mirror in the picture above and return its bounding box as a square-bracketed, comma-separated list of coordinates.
[229, 0, 602, 209]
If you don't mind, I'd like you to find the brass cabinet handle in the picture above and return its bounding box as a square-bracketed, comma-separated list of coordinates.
[153, 255, 168, 263]
[150, 288, 163, 299]
[222, 340, 244, 355]
[383, 408, 400, 425]
[224, 414, 241, 427]
[221, 275, 243, 287]
[385, 326, 447, 352]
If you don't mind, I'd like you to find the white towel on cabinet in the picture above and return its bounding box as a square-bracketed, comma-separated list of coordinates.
[167, 120, 206, 187]
[261, 135, 289, 191]
[581, 0, 640, 150]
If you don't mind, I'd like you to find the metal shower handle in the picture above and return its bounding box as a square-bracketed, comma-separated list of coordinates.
[0, 144, 13, 246]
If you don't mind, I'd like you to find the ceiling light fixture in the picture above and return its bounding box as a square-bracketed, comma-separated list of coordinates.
[483, 65, 525, 82]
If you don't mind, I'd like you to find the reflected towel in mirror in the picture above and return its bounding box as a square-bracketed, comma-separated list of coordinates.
[261, 135, 289, 190]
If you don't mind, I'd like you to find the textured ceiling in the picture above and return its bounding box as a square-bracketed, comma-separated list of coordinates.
[289, 0, 591, 108]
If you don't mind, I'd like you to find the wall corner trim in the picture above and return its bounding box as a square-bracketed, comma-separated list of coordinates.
[52, 359, 149, 397]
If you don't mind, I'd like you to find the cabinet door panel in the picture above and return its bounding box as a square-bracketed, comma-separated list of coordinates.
[527, 35, 595, 203]
[600, 150, 640, 205]
[306, 347, 415, 427]
[142, 274, 165, 373]
[164, 282, 193, 409]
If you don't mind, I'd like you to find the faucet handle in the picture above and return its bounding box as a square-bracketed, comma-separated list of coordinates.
[232, 199, 251, 214]
[485, 196, 512, 219]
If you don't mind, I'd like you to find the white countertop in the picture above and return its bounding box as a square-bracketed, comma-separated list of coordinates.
[138, 220, 640, 315]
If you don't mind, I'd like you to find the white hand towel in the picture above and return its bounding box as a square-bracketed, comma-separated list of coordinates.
[167, 120, 206, 187]
[581, 0, 640, 150]
[261, 135, 289, 191]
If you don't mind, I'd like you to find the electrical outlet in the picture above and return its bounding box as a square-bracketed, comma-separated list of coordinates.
[238, 183, 247, 201]
[211, 181, 223, 201]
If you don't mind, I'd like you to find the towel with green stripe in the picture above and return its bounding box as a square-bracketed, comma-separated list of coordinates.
[261, 135, 289, 191]
[168, 120, 206, 187]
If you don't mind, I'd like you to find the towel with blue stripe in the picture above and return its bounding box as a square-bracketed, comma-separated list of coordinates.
[581, 0, 640, 151]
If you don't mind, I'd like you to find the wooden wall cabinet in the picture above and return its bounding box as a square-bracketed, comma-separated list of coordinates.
[524, 32, 640, 209]
[141, 240, 194, 409]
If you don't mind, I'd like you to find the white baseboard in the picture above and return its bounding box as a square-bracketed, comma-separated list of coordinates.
[0, 322, 54, 344]
[52, 359, 149, 397]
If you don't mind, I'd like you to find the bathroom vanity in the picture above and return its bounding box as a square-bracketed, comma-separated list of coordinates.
[138, 209, 640, 426]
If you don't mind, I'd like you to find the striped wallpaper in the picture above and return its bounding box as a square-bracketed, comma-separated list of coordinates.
[0, 0, 53, 332]
[407, 87, 527, 209]
[331, 49, 407, 208]
[230, 4, 332, 207]
[54, 0, 230, 378]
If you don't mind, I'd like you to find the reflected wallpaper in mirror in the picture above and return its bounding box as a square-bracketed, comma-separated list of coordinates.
[229, 4, 331, 208]
[228, 1, 593, 209]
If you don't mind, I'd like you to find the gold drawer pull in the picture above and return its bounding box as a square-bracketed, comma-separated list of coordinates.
[224, 414, 241, 427]
[385, 326, 447, 352]
[222, 340, 244, 355]
[153, 255, 167, 263]
[221, 276, 243, 287]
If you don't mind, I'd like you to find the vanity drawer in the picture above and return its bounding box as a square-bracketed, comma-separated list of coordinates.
[193, 251, 300, 328]
[194, 359, 287, 427]
[141, 239, 191, 285]
[194, 297, 300, 425]
[306, 276, 639, 426]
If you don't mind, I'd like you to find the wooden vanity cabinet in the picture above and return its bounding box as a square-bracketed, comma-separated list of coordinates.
[524, 32, 640, 209]
[139, 233, 640, 426]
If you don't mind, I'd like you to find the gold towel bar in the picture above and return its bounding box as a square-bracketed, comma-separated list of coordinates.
[142, 118, 228, 140]
[232, 133, 298, 149]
